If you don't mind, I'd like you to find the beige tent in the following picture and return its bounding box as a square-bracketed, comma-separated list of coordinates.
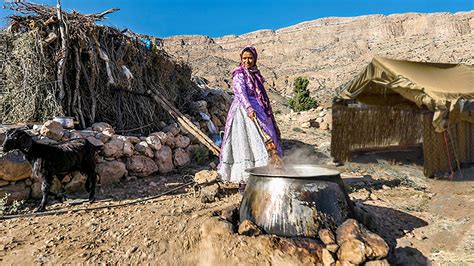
[332, 57, 474, 177]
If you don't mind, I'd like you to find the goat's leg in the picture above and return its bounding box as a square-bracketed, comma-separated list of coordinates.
[38, 176, 52, 212]
[85, 169, 97, 203]
[32, 159, 49, 212]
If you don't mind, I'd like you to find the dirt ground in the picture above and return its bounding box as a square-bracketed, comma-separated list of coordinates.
[0, 113, 473, 265]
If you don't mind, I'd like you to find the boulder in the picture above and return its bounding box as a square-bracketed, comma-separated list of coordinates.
[301, 121, 312, 128]
[61, 131, 72, 141]
[320, 113, 333, 130]
[77, 130, 95, 138]
[336, 219, 362, 244]
[64, 171, 88, 193]
[92, 122, 114, 134]
[364, 259, 390, 266]
[201, 183, 221, 203]
[96, 161, 127, 186]
[319, 228, 336, 245]
[361, 229, 389, 259]
[173, 148, 190, 167]
[337, 239, 367, 265]
[125, 155, 158, 177]
[102, 139, 124, 158]
[30, 174, 60, 198]
[51, 177, 62, 194]
[126, 136, 141, 145]
[149, 131, 168, 142]
[0, 150, 32, 182]
[163, 123, 180, 136]
[61, 174, 72, 184]
[322, 248, 335, 266]
[238, 219, 262, 236]
[154, 146, 174, 174]
[30, 181, 42, 199]
[85, 136, 104, 148]
[194, 170, 219, 184]
[69, 130, 83, 140]
[175, 135, 190, 149]
[0, 181, 30, 203]
[102, 128, 115, 137]
[164, 132, 176, 148]
[135, 141, 154, 157]
[326, 244, 339, 253]
[40, 120, 64, 141]
[123, 141, 134, 157]
[145, 136, 162, 151]
[95, 132, 110, 143]
[0, 180, 9, 187]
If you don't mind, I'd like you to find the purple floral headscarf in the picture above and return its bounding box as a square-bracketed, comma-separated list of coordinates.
[232, 46, 272, 116]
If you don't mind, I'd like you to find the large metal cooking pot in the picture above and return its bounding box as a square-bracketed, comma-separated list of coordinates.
[239, 164, 354, 238]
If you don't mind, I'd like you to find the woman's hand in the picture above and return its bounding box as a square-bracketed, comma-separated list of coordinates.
[247, 108, 256, 119]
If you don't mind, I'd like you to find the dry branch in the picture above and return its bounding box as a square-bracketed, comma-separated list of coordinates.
[1, 1, 198, 136]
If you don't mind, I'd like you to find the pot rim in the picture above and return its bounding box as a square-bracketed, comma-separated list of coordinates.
[245, 164, 340, 178]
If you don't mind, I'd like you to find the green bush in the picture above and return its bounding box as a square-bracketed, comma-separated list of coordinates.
[288, 77, 318, 112]
[190, 145, 210, 165]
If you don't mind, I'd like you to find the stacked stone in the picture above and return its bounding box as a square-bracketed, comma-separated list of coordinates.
[319, 219, 390, 265]
[213, 197, 390, 266]
[188, 89, 230, 136]
[294, 106, 333, 130]
[0, 120, 197, 203]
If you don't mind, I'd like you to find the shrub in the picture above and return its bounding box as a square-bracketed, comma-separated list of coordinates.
[288, 77, 318, 112]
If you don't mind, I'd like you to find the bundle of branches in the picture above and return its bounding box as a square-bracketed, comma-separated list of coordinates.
[1, 1, 197, 134]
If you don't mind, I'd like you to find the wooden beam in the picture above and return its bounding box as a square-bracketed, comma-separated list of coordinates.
[147, 89, 220, 156]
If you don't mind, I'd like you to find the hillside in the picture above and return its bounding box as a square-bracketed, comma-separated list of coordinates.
[160, 11, 474, 104]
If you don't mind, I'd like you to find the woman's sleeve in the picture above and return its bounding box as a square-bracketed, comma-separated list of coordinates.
[233, 73, 252, 110]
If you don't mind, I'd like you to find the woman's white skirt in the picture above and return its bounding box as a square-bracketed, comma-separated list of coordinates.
[218, 105, 268, 183]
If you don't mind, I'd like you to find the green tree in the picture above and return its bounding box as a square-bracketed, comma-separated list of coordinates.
[288, 77, 318, 112]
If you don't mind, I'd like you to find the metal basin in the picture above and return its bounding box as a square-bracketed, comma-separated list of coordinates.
[53, 116, 75, 129]
[239, 164, 354, 238]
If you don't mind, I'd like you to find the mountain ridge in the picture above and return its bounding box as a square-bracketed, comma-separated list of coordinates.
[160, 11, 474, 104]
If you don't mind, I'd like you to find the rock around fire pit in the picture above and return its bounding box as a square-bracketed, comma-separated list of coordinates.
[205, 206, 389, 265]
[240, 164, 354, 238]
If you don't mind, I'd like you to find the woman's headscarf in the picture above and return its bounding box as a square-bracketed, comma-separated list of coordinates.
[232, 46, 272, 116]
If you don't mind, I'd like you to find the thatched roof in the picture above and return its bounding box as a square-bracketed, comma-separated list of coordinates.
[337, 56, 474, 131]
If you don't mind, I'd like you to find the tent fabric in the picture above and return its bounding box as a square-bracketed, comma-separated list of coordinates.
[337, 57, 474, 132]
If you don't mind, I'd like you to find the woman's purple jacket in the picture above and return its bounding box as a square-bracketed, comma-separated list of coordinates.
[220, 66, 283, 158]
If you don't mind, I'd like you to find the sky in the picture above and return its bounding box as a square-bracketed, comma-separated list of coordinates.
[0, 0, 473, 38]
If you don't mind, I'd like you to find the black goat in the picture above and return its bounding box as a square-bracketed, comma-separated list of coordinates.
[2, 128, 101, 211]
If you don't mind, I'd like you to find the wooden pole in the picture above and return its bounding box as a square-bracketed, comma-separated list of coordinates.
[56, 0, 67, 102]
[147, 90, 220, 156]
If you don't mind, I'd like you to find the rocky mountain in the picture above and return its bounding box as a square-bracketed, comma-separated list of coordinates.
[160, 11, 474, 105]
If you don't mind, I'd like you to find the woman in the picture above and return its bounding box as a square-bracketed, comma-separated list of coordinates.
[218, 46, 282, 184]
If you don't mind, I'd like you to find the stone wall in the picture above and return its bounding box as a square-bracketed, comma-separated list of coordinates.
[0, 121, 206, 203]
